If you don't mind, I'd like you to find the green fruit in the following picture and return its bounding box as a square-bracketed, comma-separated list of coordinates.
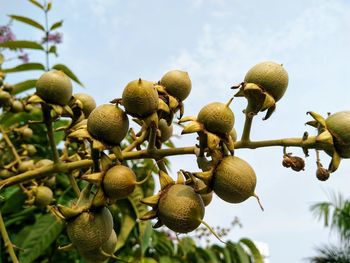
[67, 207, 113, 252]
[122, 79, 158, 117]
[103, 165, 136, 199]
[158, 184, 204, 233]
[196, 179, 213, 206]
[21, 127, 33, 139]
[197, 102, 235, 134]
[34, 186, 53, 207]
[0, 90, 11, 105]
[36, 70, 72, 105]
[160, 70, 192, 101]
[244, 61, 288, 102]
[18, 160, 35, 173]
[35, 159, 54, 168]
[87, 104, 129, 145]
[11, 100, 23, 112]
[213, 156, 257, 203]
[158, 119, 173, 142]
[74, 93, 96, 117]
[326, 111, 350, 158]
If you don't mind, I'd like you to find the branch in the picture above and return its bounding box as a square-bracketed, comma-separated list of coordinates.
[0, 211, 19, 263]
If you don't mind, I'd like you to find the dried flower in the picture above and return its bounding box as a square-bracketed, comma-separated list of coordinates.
[43, 32, 62, 44]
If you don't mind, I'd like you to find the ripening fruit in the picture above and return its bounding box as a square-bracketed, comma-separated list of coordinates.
[325, 111, 350, 158]
[34, 186, 53, 207]
[102, 165, 137, 199]
[122, 79, 159, 118]
[213, 156, 257, 204]
[67, 207, 113, 252]
[74, 93, 96, 117]
[158, 184, 205, 233]
[79, 229, 117, 263]
[244, 61, 289, 102]
[18, 160, 35, 173]
[11, 100, 23, 113]
[36, 70, 72, 105]
[158, 119, 173, 142]
[197, 102, 235, 134]
[87, 104, 129, 145]
[160, 70, 192, 101]
[21, 127, 33, 139]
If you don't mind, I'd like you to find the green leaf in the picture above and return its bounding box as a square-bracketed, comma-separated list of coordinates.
[48, 45, 57, 56]
[239, 238, 264, 263]
[9, 15, 45, 31]
[28, 0, 44, 10]
[0, 53, 4, 65]
[12, 79, 37, 95]
[115, 200, 137, 252]
[235, 243, 251, 263]
[52, 64, 84, 86]
[0, 41, 44, 50]
[50, 20, 63, 31]
[141, 221, 153, 255]
[0, 186, 26, 215]
[47, 2, 52, 11]
[54, 119, 69, 145]
[1, 63, 45, 73]
[17, 214, 64, 263]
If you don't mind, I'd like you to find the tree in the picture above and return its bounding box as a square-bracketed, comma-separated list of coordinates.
[0, 1, 263, 262]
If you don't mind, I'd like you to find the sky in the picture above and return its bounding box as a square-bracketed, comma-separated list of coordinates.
[1, 0, 350, 262]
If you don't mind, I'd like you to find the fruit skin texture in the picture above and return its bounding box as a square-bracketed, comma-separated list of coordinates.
[67, 207, 113, 252]
[244, 61, 288, 102]
[87, 104, 129, 145]
[122, 79, 158, 118]
[158, 119, 173, 142]
[34, 186, 53, 207]
[158, 184, 205, 233]
[36, 70, 73, 105]
[326, 111, 350, 158]
[197, 102, 234, 134]
[79, 229, 117, 263]
[102, 165, 137, 199]
[160, 70, 192, 101]
[213, 156, 256, 203]
[74, 93, 97, 117]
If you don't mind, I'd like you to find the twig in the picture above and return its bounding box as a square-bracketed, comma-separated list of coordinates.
[0, 211, 19, 263]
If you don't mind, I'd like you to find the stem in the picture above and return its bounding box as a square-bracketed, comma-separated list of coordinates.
[0, 211, 19, 263]
[241, 112, 254, 142]
[0, 136, 320, 188]
[0, 127, 22, 165]
[42, 105, 59, 163]
[44, 1, 50, 71]
[147, 122, 157, 151]
[122, 130, 148, 153]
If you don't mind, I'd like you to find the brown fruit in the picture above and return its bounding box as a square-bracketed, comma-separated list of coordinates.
[102, 165, 137, 199]
[74, 93, 96, 117]
[34, 186, 53, 207]
[79, 229, 117, 263]
[122, 79, 158, 117]
[325, 111, 350, 158]
[87, 104, 129, 145]
[197, 102, 235, 134]
[244, 61, 289, 102]
[67, 207, 113, 252]
[36, 70, 72, 105]
[158, 119, 173, 142]
[213, 156, 257, 203]
[160, 70, 192, 101]
[196, 179, 213, 206]
[158, 184, 205, 233]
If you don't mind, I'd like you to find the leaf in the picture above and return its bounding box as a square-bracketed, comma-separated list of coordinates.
[54, 120, 69, 144]
[0, 53, 4, 65]
[28, 0, 44, 10]
[12, 79, 37, 95]
[0, 186, 26, 215]
[115, 200, 137, 252]
[235, 243, 251, 263]
[0, 40, 44, 50]
[52, 64, 84, 86]
[239, 238, 264, 263]
[141, 221, 153, 255]
[9, 15, 45, 31]
[50, 20, 63, 31]
[48, 45, 57, 55]
[47, 2, 52, 11]
[17, 214, 64, 263]
[2, 63, 45, 73]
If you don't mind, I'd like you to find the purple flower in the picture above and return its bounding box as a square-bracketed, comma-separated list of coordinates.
[0, 25, 16, 43]
[18, 52, 29, 63]
[43, 32, 62, 44]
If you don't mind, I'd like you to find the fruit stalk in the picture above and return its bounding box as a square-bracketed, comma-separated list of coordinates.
[241, 112, 254, 142]
[42, 105, 59, 163]
[0, 126, 22, 165]
[0, 211, 19, 263]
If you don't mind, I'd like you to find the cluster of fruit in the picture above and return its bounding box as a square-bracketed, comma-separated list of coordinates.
[1, 61, 350, 262]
